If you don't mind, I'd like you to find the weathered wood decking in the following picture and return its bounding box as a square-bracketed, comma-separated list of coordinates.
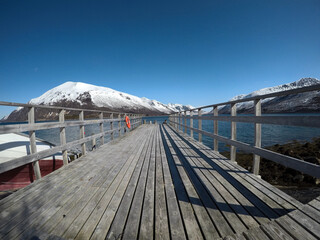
[0, 124, 319, 240]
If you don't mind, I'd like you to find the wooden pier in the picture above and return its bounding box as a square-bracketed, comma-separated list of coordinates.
[0, 124, 319, 240]
[1, 85, 320, 239]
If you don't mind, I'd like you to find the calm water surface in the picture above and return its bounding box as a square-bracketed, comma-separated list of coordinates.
[2, 114, 320, 153]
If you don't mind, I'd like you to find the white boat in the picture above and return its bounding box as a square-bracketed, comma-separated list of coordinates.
[0, 133, 64, 190]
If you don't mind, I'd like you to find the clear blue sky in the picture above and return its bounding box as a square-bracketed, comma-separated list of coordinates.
[1, 0, 319, 117]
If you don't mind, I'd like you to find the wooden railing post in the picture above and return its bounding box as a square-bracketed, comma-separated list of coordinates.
[253, 99, 262, 175]
[190, 110, 193, 138]
[213, 106, 218, 152]
[28, 107, 41, 179]
[184, 111, 187, 133]
[118, 114, 121, 137]
[59, 110, 68, 165]
[99, 112, 104, 146]
[79, 111, 86, 155]
[175, 113, 178, 129]
[109, 113, 113, 140]
[230, 103, 237, 162]
[198, 108, 202, 143]
[91, 137, 96, 150]
[178, 112, 181, 131]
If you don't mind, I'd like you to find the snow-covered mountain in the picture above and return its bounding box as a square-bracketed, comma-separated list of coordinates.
[5, 82, 194, 121]
[219, 78, 320, 113]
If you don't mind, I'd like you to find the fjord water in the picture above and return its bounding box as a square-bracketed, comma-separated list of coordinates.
[144, 114, 320, 152]
[2, 114, 320, 153]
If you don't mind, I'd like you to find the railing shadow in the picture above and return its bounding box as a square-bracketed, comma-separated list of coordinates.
[159, 125, 295, 224]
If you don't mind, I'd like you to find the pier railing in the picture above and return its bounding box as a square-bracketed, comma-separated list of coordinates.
[169, 84, 320, 178]
[0, 101, 143, 179]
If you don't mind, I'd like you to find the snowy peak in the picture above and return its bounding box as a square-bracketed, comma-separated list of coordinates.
[231, 78, 320, 101]
[8, 81, 194, 121]
[221, 78, 320, 113]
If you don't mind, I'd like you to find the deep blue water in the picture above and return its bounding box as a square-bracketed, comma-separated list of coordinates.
[2, 114, 320, 153]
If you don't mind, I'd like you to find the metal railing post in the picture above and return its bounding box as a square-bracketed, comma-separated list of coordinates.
[230, 103, 237, 162]
[213, 106, 218, 152]
[253, 99, 262, 175]
[28, 107, 41, 179]
[59, 110, 68, 165]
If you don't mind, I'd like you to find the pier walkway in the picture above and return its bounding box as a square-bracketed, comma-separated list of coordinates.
[0, 124, 319, 240]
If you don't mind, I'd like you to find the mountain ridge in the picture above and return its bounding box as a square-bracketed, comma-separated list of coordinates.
[219, 78, 320, 113]
[4, 82, 194, 121]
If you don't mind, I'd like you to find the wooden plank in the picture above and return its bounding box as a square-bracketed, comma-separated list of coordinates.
[0, 153, 104, 239]
[158, 125, 186, 240]
[121, 127, 155, 239]
[275, 215, 318, 240]
[164, 125, 282, 220]
[165, 126, 251, 232]
[172, 126, 299, 213]
[223, 234, 247, 240]
[0, 126, 136, 209]
[162, 126, 222, 239]
[308, 198, 320, 212]
[0, 127, 121, 174]
[288, 208, 320, 238]
[154, 127, 170, 240]
[6, 126, 150, 239]
[261, 221, 295, 240]
[4, 134, 144, 239]
[242, 226, 271, 240]
[183, 135, 302, 211]
[62, 129, 151, 240]
[24, 140, 138, 239]
[105, 128, 154, 240]
[84, 129, 153, 240]
[160, 126, 204, 240]
[139, 125, 157, 240]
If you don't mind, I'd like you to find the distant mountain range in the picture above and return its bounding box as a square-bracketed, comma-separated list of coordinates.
[218, 78, 320, 114]
[3, 82, 194, 121]
[3, 78, 320, 122]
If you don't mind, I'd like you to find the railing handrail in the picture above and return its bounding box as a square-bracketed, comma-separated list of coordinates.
[168, 84, 320, 179]
[180, 84, 320, 112]
[0, 102, 145, 177]
[0, 100, 137, 115]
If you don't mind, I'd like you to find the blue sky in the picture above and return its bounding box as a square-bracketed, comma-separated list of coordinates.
[0, 0, 319, 117]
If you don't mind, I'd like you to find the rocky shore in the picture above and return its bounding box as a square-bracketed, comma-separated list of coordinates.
[221, 137, 320, 203]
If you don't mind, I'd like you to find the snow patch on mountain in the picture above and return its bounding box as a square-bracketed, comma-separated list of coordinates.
[220, 78, 320, 113]
[27, 81, 194, 114]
